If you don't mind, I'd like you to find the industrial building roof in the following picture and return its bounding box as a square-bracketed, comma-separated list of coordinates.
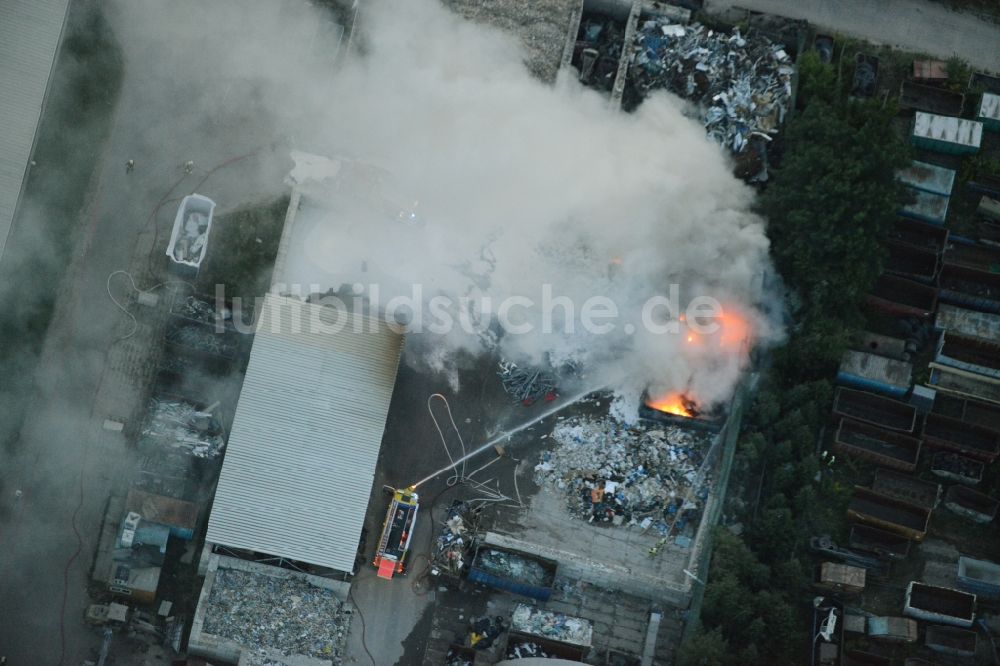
[206, 294, 404, 572]
[898, 161, 956, 196]
[0, 0, 70, 264]
[913, 112, 983, 149]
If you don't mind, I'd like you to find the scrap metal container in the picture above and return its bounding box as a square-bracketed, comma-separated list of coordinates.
[166, 193, 216, 272]
[979, 92, 1000, 132]
[938, 264, 1000, 315]
[833, 387, 918, 433]
[899, 189, 950, 225]
[927, 364, 1000, 406]
[884, 240, 940, 283]
[866, 616, 918, 643]
[834, 419, 922, 473]
[898, 160, 956, 196]
[837, 352, 912, 399]
[848, 487, 931, 541]
[866, 274, 938, 321]
[816, 562, 866, 595]
[889, 217, 949, 252]
[899, 80, 964, 116]
[842, 651, 890, 666]
[872, 468, 939, 509]
[931, 451, 984, 485]
[936, 304, 1000, 348]
[848, 524, 911, 560]
[925, 624, 977, 657]
[979, 196, 1000, 222]
[923, 412, 1000, 462]
[957, 556, 1000, 599]
[944, 484, 999, 523]
[912, 112, 983, 155]
[467, 544, 557, 601]
[904, 582, 976, 627]
[913, 60, 948, 83]
[936, 332, 1000, 379]
[943, 241, 1000, 278]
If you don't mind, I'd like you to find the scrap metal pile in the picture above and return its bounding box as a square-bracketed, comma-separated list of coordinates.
[203, 568, 350, 662]
[573, 14, 625, 92]
[498, 360, 557, 405]
[475, 548, 553, 587]
[171, 294, 229, 328]
[535, 416, 709, 528]
[172, 210, 210, 264]
[432, 503, 478, 577]
[446, 648, 473, 666]
[511, 604, 592, 646]
[628, 21, 793, 152]
[506, 641, 554, 659]
[167, 321, 240, 358]
[139, 397, 225, 458]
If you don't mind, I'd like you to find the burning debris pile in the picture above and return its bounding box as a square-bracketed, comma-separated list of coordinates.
[627, 21, 792, 153]
[474, 548, 554, 588]
[203, 568, 350, 662]
[511, 603, 592, 647]
[167, 321, 240, 358]
[572, 14, 625, 92]
[535, 416, 709, 528]
[139, 397, 226, 458]
[498, 360, 557, 405]
[446, 647, 473, 666]
[171, 294, 230, 328]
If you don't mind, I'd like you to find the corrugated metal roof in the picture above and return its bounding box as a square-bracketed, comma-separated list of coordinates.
[0, 0, 70, 264]
[206, 294, 403, 572]
[913, 112, 983, 149]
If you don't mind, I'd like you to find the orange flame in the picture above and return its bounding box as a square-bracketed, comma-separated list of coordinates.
[645, 392, 694, 417]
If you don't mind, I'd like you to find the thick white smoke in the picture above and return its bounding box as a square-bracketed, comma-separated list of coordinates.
[113, 0, 782, 411]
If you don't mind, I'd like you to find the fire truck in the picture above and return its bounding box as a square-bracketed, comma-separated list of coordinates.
[373, 487, 419, 579]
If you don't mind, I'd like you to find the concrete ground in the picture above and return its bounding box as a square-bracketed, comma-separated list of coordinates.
[0, 2, 290, 662]
[705, 0, 1000, 71]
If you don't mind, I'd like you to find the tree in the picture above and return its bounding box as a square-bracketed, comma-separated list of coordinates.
[677, 627, 729, 666]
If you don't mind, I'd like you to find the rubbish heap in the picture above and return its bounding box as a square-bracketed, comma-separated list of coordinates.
[474, 548, 553, 588]
[511, 603, 592, 647]
[628, 21, 793, 153]
[203, 568, 350, 662]
[446, 647, 473, 666]
[139, 397, 226, 458]
[498, 360, 557, 405]
[506, 641, 553, 659]
[167, 321, 239, 358]
[432, 503, 478, 578]
[171, 294, 230, 328]
[535, 416, 709, 529]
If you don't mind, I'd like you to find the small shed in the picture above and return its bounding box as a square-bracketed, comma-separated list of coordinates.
[912, 112, 983, 155]
[979, 93, 1000, 132]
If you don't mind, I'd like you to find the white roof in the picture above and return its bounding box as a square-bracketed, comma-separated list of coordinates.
[913, 112, 983, 148]
[0, 0, 70, 264]
[207, 294, 403, 572]
[980, 93, 1000, 123]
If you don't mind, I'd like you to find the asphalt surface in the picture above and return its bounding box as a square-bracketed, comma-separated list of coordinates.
[706, 0, 1000, 71]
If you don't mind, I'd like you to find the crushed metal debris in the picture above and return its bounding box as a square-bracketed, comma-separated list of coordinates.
[535, 416, 710, 529]
[506, 640, 553, 659]
[628, 21, 792, 153]
[498, 360, 557, 404]
[139, 397, 226, 458]
[203, 569, 350, 662]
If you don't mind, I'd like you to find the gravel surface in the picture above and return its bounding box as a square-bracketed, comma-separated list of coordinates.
[441, 0, 577, 82]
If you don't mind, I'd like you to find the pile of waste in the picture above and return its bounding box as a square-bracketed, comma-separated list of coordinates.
[139, 397, 226, 458]
[498, 360, 557, 405]
[203, 568, 350, 662]
[432, 503, 478, 577]
[469, 615, 507, 650]
[506, 641, 553, 659]
[172, 210, 210, 264]
[628, 21, 793, 153]
[474, 548, 553, 588]
[445, 647, 473, 666]
[535, 416, 709, 527]
[167, 321, 240, 358]
[171, 295, 229, 327]
[511, 604, 593, 647]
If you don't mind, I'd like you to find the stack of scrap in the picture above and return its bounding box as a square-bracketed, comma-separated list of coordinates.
[475, 548, 553, 587]
[167, 321, 240, 358]
[511, 603, 593, 646]
[203, 568, 350, 662]
[628, 21, 792, 152]
[172, 294, 228, 327]
[140, 397, 225, 458]
[498, 361, 557, 404]
[432, 504, 475, 577]
[535, 416, 709, 526]
[506, 642, 553, 659]
[573, 14, 625, 92]
[445, 647, 473, 666]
